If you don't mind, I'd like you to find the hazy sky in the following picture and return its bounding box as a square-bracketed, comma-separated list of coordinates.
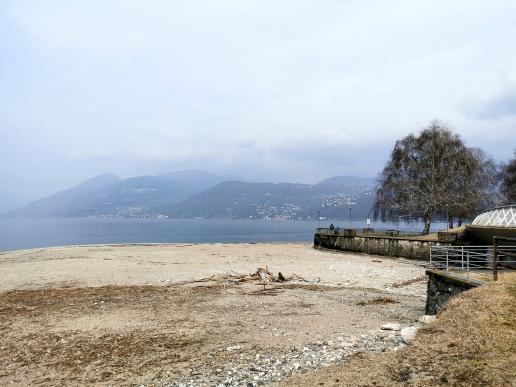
[1, 0, 515, 199]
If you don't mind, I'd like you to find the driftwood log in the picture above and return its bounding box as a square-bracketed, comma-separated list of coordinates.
[169, 267, 309, 287]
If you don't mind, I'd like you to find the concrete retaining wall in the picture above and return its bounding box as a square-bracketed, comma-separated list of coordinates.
[425, 269, 484, 315]
[314, 233, 447, 260]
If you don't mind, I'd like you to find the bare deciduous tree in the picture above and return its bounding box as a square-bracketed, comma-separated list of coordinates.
[374, 121, 498, 234]
[445, 148, 500, 226]
[500, 151, 516, 203]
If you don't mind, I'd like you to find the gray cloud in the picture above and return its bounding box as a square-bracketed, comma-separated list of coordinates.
[1, 0, 515, 198]
[464, 86, 516, 120]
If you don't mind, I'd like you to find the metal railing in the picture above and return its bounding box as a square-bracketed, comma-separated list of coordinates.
[370, 229, 424, 238]
[493, 237, 516, 280]
[429, 240, 516, 280]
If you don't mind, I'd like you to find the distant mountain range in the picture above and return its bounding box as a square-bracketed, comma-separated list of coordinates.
[169, 180, 374, 219]
[3, 173, 122, 217]
[2, 171, 377, 220]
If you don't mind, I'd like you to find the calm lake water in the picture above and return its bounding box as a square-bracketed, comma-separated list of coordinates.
[0, 218, 448, 252]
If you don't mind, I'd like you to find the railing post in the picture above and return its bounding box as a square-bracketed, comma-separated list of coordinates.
[493, 237, 498, 281]
[461, 246, 464, 270]
[446, 248, 449, 272]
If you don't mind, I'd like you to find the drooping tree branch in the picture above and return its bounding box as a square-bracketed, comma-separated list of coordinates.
[373, 121, 501, 234]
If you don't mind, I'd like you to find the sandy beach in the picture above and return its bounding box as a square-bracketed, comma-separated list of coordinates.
[0, 242, 425, 293]
[0, 243, 428, 386]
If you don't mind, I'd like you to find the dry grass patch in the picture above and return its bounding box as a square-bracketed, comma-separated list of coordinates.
[468, 270, 516, 283]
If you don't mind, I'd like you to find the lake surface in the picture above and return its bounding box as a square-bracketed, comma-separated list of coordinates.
[0, 218, 448, 252]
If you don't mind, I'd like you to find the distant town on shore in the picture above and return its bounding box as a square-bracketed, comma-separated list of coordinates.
[1, 170, 376, 220]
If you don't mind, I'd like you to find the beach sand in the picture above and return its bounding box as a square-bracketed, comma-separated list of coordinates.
[0, 243, 427, 385]
[0, 242, 424, 293]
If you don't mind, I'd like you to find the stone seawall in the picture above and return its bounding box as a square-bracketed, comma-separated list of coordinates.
[314, 233, 448, 260]
[425, 269, 484, 315]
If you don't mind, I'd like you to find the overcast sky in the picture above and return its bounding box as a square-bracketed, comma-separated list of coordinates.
[1, 0, 515, 199]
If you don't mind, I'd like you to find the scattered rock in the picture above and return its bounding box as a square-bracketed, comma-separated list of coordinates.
[380, 323, 401, 331]
[338, 341, 354, 348]
[400, 326, 418, 344]
[376, 330, 393, 338]
[168, 330, 404, 386]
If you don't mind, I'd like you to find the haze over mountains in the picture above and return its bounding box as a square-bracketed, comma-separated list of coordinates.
[0, 191, 30, 213]
[2, 170, 376, 220]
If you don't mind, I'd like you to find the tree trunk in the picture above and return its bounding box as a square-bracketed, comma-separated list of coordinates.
[457, 217, 463, 227]
[423, 212, 432, 235]
[448, 215, 453, 229]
